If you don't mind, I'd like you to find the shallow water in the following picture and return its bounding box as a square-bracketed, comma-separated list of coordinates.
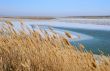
[54, 27, 110, 55]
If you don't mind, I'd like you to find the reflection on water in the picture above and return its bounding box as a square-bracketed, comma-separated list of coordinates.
[54, 27, 110, 55]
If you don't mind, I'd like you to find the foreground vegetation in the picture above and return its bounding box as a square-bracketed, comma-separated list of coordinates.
[0, 20, 110, 71]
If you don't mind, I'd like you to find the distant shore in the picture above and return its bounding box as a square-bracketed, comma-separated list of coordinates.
[0, 16, 56, 20]
[62, 16, 110, 19]
[1, 16, 110, 20]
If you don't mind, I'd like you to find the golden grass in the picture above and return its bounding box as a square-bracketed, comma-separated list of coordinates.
[0, 20, 110, 71]
[65, 32, 73, 39]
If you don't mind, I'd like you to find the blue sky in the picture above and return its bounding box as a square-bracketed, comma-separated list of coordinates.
[0, 0, 110, 16]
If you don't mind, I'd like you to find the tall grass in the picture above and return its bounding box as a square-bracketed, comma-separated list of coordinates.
[0, 20, 110, 71]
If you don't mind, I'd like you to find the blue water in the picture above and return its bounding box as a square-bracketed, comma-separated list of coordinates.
[54, 27, 110, 55]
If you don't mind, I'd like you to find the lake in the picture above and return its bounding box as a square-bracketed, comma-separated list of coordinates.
[54, 27, 110, 55]
[0, 19, 110, 55]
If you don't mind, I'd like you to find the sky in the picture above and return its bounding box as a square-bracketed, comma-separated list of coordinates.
[0, 0, 110, 16]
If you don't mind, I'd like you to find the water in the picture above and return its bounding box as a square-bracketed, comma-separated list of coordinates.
[1, 19, 110, 55]
[15, 20, 110, 55]
[54, 27, 110, 55]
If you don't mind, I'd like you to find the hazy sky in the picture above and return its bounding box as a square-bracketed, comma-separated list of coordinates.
[0, 0, 110, 16]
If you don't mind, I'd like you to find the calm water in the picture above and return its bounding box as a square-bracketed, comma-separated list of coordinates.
[54, 27, 110, 55]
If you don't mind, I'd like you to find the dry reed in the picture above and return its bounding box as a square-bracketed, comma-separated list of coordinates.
[0, 20, 110, 71]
